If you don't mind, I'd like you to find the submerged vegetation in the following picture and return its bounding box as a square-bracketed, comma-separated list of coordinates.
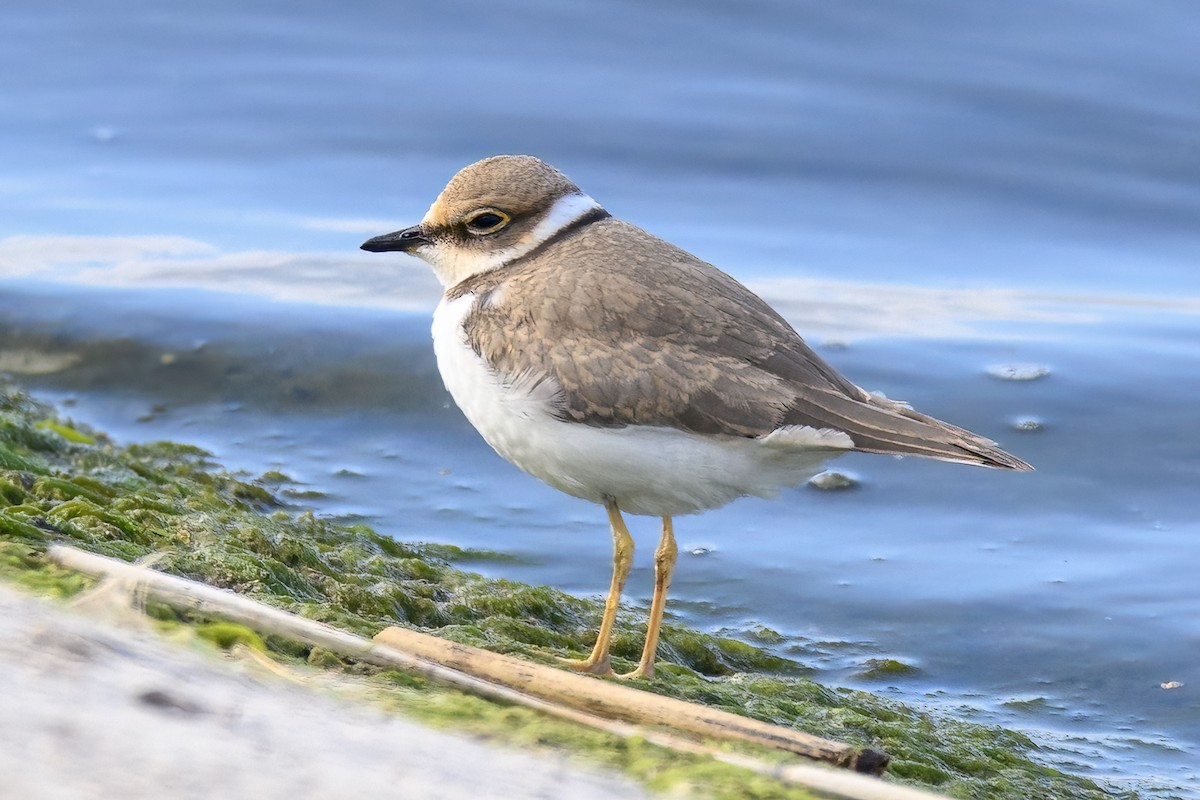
[0, 380, 1131, 800]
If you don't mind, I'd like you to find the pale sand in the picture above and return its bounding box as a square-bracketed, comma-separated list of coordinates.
[0, 584, 648, 799]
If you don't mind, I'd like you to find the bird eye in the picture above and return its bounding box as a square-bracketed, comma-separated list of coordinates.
[464, 210, 509, 234]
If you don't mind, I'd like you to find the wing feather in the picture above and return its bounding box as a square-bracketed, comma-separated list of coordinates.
[457, 219, 1031, 471]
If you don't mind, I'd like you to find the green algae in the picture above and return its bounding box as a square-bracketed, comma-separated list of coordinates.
[0, 380, 1133, 800]
[0, 540, 92, 597]
[35, 419, 97, 445]
[367, 668, 822, 800]
[0, 441, 49, 473]
[855, 658, 921, 681]
[196, 621, 268, 652]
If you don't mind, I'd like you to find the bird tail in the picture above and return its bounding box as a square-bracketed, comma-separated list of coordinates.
[784, 389, 1034, 471]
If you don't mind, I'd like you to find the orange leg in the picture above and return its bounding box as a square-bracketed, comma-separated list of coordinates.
[618, 515, 677, 680]
[560, 498, 634, 676]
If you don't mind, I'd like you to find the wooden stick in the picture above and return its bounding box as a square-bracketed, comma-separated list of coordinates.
[373, 625, 886, 772]
[46, 545, 948, 800]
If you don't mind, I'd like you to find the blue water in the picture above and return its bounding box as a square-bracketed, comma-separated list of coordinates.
[4, 1, 1200, 796]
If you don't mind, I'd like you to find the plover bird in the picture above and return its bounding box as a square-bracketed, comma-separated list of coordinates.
[362, 155, 1032, 679]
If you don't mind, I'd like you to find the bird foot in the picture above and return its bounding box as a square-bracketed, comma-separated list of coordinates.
[613, 665, 654, 681]
[557, 656, 655, 680]
[557, 655, 614, 676]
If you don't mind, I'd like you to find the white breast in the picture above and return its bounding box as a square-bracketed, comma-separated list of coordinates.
[432, 293, 849, 516]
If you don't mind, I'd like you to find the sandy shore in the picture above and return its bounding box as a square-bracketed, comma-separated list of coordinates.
[0, 583, 648, 800]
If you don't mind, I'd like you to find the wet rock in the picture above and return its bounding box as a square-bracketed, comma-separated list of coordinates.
[986, 363, 1051, 381]
[808, 470, 859, 491]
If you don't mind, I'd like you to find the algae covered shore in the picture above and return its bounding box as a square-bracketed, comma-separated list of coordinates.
[0, 380, 1132, 799]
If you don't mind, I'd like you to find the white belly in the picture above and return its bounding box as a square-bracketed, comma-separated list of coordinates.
[431, 294, 848, 516]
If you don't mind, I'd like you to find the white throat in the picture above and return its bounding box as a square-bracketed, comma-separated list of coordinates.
[419, 192, 602, 288]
